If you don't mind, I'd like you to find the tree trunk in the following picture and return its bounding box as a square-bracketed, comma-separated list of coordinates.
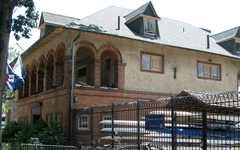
[0, 1, 14, 149]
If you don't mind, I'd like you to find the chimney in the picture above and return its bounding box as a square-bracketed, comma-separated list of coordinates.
[118, 16, 120, 30]
[207, 35, 210, 49]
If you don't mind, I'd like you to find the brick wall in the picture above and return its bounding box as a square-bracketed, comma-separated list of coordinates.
[17, 85, 170, 144]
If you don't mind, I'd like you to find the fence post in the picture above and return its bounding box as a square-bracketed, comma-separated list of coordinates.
[112, 103, 115, 148]
[137, 99, 140, 150]
[91, 105, 94, 146]
[202, 109, 207, 150]
[171, 95, 175, 150]
[75, 108, 77, 147]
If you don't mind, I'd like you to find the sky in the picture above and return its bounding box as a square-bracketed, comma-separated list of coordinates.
[9, 0, 240, 51]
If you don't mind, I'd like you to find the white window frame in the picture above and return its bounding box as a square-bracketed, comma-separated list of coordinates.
[103, 116, 112, 128]
[144, 18, 156, 35]
[78, 115, 90, 130]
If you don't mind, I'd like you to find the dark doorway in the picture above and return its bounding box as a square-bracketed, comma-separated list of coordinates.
[33, 114, 41, 125]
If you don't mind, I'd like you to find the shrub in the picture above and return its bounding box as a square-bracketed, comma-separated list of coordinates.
[2, 119, 67, 149]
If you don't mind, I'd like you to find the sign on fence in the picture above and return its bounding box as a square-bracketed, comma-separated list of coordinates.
[145, 114, 165, 131]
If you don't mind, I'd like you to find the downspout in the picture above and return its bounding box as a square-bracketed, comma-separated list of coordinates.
[70, 30, 81, 145]
[71, 30, 81, 108]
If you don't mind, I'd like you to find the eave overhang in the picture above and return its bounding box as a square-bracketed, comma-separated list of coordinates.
[12, 25, 240, 66]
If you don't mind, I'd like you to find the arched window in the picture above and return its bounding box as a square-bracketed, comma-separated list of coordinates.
[24, 68, 30, 97]
[31, 63, 37, 95]
[46, 51, 55, 90]
[55, 43, 65, 86]
[101, 51, 115, 87]
[38, 58, 45, 93]
[75, 47, 92, 86]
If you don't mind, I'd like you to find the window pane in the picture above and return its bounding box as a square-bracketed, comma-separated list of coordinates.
[198, 64, 204, 76]
[104, 116, 112, 128]
[145, 21, 154, 32]
[212, 66, 218, 78]
[79, 116, 88, 128]
[142, 56, 150, 69]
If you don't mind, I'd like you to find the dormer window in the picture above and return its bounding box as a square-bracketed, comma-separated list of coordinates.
[144, 18, 155, 35]
[124, 2, 160, 38]
[236, 43, 240, 53]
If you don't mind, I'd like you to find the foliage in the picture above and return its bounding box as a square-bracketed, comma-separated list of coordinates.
[0, 1, 39, 147]
[11, 0, 39, 41]
[2, 119, 67, 148]
[2, 121, 28, 139]
[8, 46, 18, 63]
[38, 120, 67, 145]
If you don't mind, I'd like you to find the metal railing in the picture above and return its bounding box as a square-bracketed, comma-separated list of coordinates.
[72, 91, 240, 150]
[20, 143, 77, 150]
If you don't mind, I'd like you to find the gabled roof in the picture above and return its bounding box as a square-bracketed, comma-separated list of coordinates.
[39, 12, 80, 27]
[176, 90, 240, 111]
[124, 1, 160, 23]
[33, 2, 240, 60]
[211, 26, 240, 43]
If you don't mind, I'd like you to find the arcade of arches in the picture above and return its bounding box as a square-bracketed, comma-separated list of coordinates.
[18, 42, 126, 99]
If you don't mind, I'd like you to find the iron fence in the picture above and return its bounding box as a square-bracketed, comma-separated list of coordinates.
[72, 91, 240, 150]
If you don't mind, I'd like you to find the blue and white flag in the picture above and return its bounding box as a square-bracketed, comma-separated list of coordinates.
[5, 63, 16, 92]
[13, 52, 25, 89]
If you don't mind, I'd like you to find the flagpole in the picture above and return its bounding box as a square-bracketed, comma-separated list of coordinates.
[16, 43, 57, 88]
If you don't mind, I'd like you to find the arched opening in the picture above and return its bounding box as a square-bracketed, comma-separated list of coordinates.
[38, 58, 45, 93]
[18, 85, 24, 99]
[46, 53, 55, 90]
[56, 44, 65, 86]
[101, 51, 115, 87]
[31, 63, 37, 95]
[24, 68, 30, 97]
[75, 47, 93, 86]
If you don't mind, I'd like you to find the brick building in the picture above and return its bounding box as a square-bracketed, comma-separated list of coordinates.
[16, 1, 240, 143]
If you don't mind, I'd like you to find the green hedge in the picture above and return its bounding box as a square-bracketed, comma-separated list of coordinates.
[2, 119, 67, 149]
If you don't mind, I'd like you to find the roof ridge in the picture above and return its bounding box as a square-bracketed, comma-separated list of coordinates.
[212, 26, 239, 37]
[81, 5, 131, 20]
[42, 11, 81, 20]
[124, 1, 150, 18]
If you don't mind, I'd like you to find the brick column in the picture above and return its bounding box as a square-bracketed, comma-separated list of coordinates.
[91, 59, 102, 88]
[114, 63, 126, 90]
[43, 68, 47, 92]
[35, 71, 38, 93]
[64, 56, 75, 86]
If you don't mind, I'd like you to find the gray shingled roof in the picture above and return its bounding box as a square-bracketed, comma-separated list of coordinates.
[211, 26, 240, 43]
[41, 12, 80, 26]
[40, 4, 240, 59]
